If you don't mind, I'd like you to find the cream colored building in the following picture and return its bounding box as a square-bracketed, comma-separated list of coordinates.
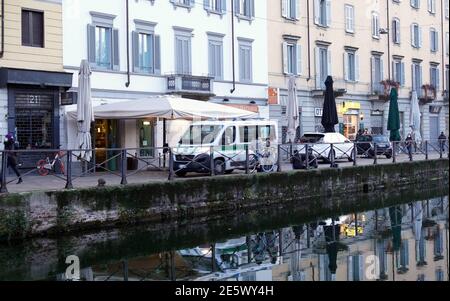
[0, 0, 72, 166]
[268, 0, 449, 142]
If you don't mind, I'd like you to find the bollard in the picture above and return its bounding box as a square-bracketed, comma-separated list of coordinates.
[168, 148, 174, 181]
[210, 146, 215, 176]
[392, 142, 397, 163]
[245, 145, 249, 174]
[353, 143, 357, 166]
[0, 151, 8, 193]
[305, 144, 309, 169]
[330, 144, 335, 168]
[373, 144, 378, 165]
[120, 149, 128, 185]
[425, 140, 428, 160]
[277, 144, 282, 172]
[65, 150, 73, 189]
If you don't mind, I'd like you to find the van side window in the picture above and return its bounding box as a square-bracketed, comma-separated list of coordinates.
[222, 126, 236, 146]
[260, 125, 276, 141]
[239, 126, 258, 143]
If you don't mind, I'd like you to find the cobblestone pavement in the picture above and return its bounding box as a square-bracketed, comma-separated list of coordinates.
[1, 152, 446, 194]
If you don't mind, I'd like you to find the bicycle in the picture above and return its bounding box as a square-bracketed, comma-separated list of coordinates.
[36, 151, 65, 176]
[247, 142, 277, 173]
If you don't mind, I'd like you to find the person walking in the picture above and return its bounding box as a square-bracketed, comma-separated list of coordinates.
[405, 133, 413, 161]
[3, 133, 22, 184]
[438, 132, 447, 153]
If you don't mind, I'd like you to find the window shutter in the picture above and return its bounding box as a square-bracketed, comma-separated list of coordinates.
[251, 0, 255, 18]
[221, 0, 227, 14]
[234, 0, 240, 15]
[411, 24, 414, 47]
[282, 42, 288, 74]
[344, 53, 349, 81]
[315, 47, 321, 88]
[204, 0, 210, 10]
[22, 11, 30, 45]
[325, 0, 331, 26]
[296, 44, 302, 75]
[187, 39, 192, 74]
[296, 0, 300, 20]
[190, 0, 195, 7]
[314, 0, 320, 25]
[132, 31, 139, 72]
[418, 26, 423, 48]
[154, 35, 161, 75]
[396, 20, 401, 43]
[112, 28, 120, 70]
[392, 61, 396, 81]
[87, 24, 96, 64]
[401, 62, 405, 86]
[327, 49, 332, 76]
[371, 57, 376, 91]
[436, 68, 440, 90]
[430, 30, 434, 51]
[380, 58, 384, 82]
[355, 54, 360, 82]
[412, 64, 416, 91]
[282, 0, 288, 18]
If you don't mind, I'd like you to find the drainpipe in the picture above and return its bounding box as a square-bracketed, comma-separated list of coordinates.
[0, 0, 4, 58]
[386, 0, 391, 81]
[125, 0, 131, 87]
[306, 0, 311, 81]
[230, 0, 236, 94]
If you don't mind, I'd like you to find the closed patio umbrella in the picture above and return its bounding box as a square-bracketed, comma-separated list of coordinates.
[321, 76, 338, 133]
[409, 91, 422, 143]
[286, 76, 299, 142]
[76, 60, 94, 162]
[387, 88, 401, 142]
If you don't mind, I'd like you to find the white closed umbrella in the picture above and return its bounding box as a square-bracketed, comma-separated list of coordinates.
[413, 201, 423, 242]
[76, 60, 94, 161]
[286, 76, 299, 143]
[409, 91, 422, 143]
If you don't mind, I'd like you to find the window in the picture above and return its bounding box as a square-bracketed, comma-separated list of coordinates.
[314, 0, 331, 27]
[412, 61, 423, 95]
[344, 50, 359, 82]
[393, 59, 405, 86]
[411, 0, 420, 9]
[238, 39, 253, 82]
[392, 18, 401, 44]
[282, 0, 300, 20]
[430, 65, 440, 90]
[411, 23, 422, 48]
[22, 10, 44, 47]
[430, 28, 439, 52]
[283, 41, 301, 75]
[428, 0, 436, 14]
[175, 30, 192, 75]
[170, 0, 194, 9]
[221, 126, 236, 146]
[132, 22, 161, 74]
[235, 0, 255, 19]
[138, 120, 155, 157]
[371, 55, 384, 93]
[204, 0, 226, 15]
[87, 13, 119, 70]
[208, 35, 224, 80]
[315, 46, 331, 89]
[345, 5, 354, 33]
[372, 12, 380, 39]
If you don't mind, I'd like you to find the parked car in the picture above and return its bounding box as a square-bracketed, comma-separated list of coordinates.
[296, 132, 354, 163]
[355, 134, 393, 159]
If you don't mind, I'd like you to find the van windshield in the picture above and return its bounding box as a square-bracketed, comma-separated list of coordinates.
[180, 125, 223, 145]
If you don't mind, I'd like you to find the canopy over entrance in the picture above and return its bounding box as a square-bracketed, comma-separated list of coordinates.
[67, 95, 259, 120]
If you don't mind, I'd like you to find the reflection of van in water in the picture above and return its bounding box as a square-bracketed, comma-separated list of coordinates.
[173, 120, 278, 177]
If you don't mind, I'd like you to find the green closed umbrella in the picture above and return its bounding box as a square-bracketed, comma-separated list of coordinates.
[387, 88, 401, 142]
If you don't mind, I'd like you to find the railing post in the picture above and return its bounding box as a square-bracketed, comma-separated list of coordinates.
[277, 144, 282, 172]
[330, 143, 335, 168]
[439, 139, 443, 159]
[120, 149, 128, 185]
[305, 144, 309, 169]
[168, 148, 174, 181]
[392, 142, 397, 163]
[409, 142, 413, 161]
[245, 144, 249, 174]
[210, 146, 215, 176]
[353, 142, 357, 166]
[373, 143, 378, 165]
[65, 150, 73, 189]
[1, 151, 8, 193]
[425, 140, 429, 160]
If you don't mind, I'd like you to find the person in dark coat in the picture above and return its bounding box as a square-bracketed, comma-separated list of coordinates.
[405, 133, 413, 160]
[3, 133, 22, 184]
[438, 132, 447, 153]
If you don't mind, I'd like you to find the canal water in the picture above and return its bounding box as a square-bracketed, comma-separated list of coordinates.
[0, 191, 448, 281]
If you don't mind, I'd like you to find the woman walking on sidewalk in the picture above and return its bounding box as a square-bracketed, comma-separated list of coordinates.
[3, 133, 23, 184]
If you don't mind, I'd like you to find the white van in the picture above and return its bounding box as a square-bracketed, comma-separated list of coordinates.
[173, 120, 278, 176]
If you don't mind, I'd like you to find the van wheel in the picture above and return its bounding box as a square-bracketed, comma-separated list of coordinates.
[225, 169, 234, 174]
[176, 171, 187, 177]
[214, 159, 225, 175]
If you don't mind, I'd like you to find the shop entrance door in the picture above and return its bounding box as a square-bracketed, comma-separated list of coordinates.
[94, 119, 120, 171]
[343, 114, 359, 140]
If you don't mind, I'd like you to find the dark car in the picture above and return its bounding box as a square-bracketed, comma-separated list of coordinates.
[355, 135, 393, 158]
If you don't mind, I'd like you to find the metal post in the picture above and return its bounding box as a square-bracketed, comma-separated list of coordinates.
[278, 230, 283, 257]
[306, 224, 310, 248]
[425, 140, 429, 160]
[1, 151, 8, 193]
[439, 139, 443, 159]
[246, 236, 252, 264]
[65, 150, 73, 189]
[305, 144, 309, 169]
[210, 146, 215, 176]
[330, 144, 335, 168]
[409, 143, 413, 161]
[120, 149, 128, 185]
[211, 244, 217, 272]
[245, 144, 249, 174]
[277, 144, 282, 172]
[355, 213, 358, 236]
[392, 142, 397, 163]
[353, 142, 357, 166]
[123, 260, 128, 281]
[168, 148, 174, 181]
[373, 143, 378, 165]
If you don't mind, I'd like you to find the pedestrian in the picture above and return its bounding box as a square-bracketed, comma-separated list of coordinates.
[438, 132, 447, 153]
[405, 133, 413, 160]
[3, 133, 23, 184]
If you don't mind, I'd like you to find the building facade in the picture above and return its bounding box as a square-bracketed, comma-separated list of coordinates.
[0, 0, 72, 167]
[62, 0, 268, 162]
[268, 0, 449, 143]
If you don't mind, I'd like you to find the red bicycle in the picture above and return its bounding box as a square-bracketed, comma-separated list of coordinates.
[36, 151, 65, 176]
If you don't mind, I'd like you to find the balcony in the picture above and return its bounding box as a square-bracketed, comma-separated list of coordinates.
[166, 74, 215, 100]
[418, 84, 436, 105]
[369, 80, 399, 102]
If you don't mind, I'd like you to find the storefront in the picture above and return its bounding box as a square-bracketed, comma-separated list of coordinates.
[338, 101, 361, 140]
[0, 68, 72, 168]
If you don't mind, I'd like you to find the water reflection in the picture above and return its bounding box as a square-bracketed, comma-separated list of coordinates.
[49, 196, 448, 282]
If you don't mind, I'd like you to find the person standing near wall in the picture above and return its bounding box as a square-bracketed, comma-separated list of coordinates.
[3, 133, 22, 184]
